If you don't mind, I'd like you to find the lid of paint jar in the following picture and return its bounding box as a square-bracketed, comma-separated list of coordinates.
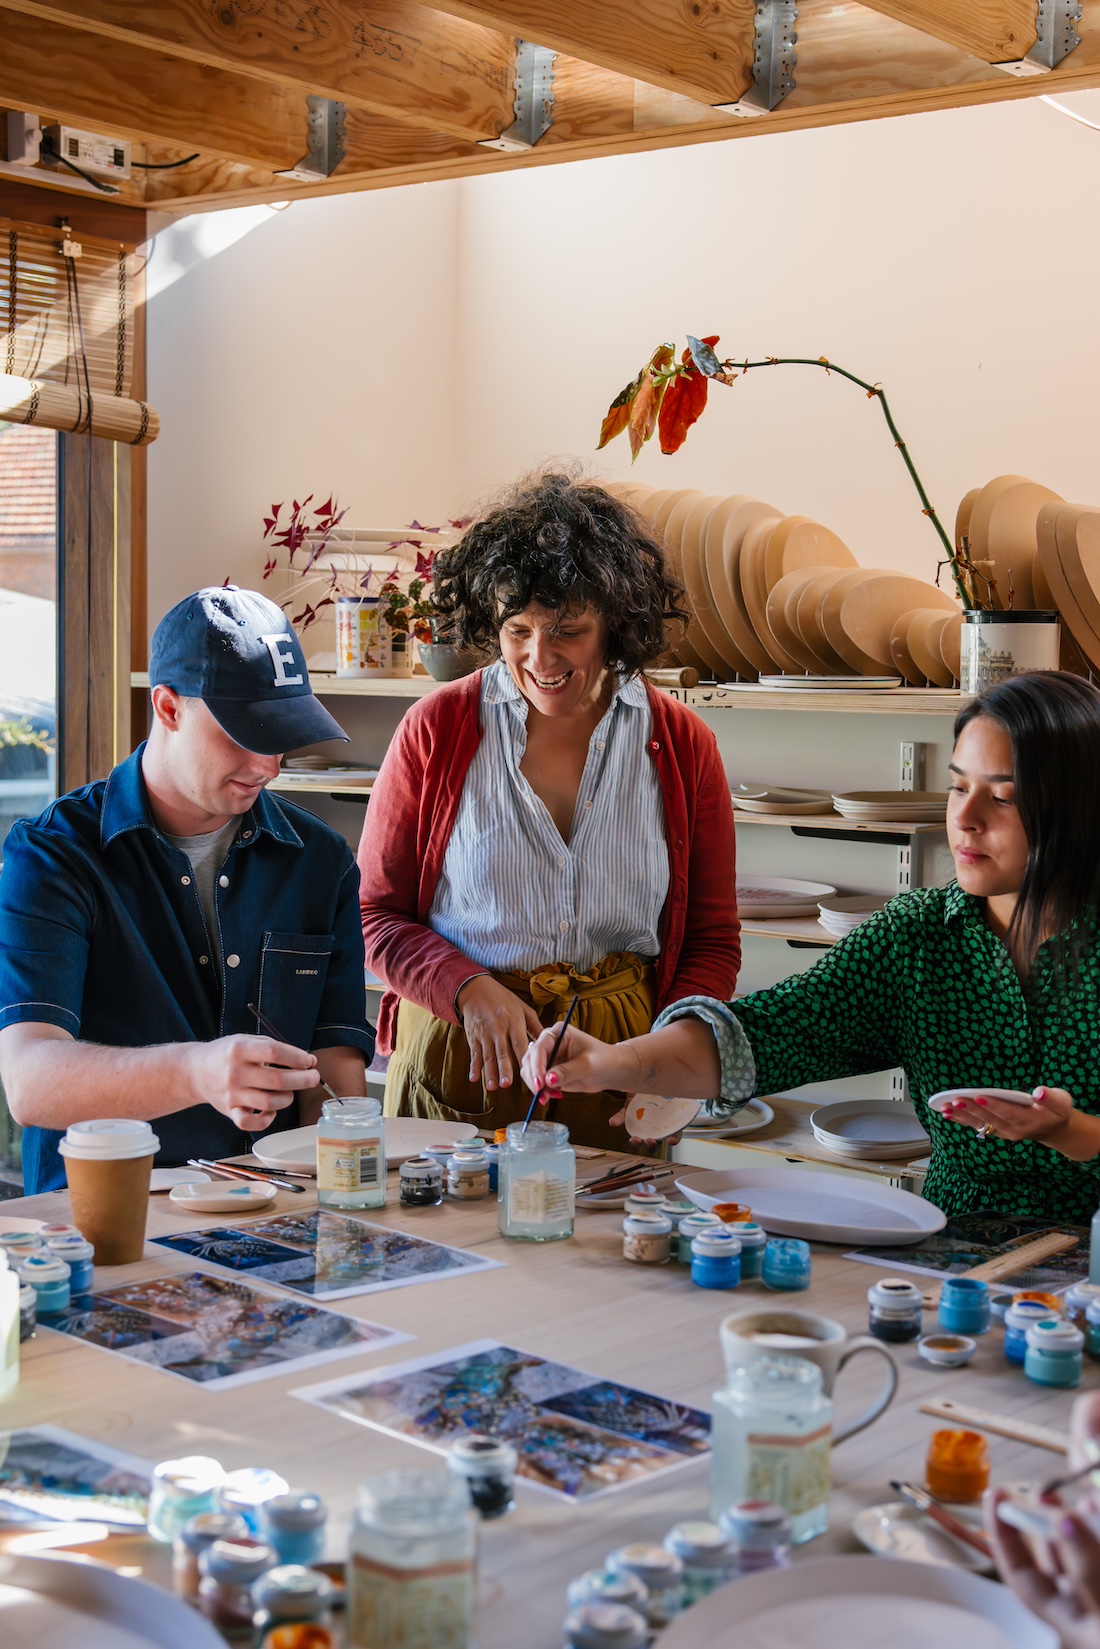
[253, 1564, 333, 1619]
[623, 1190, 668, 1214]
[58, 1118, 160, 1161]
[1012, 1290, 1061, 1312]
[0, 1231, 43, 1250]
[217, 1467, 289, 1513]
[493, 1129, 508, 1144]
[260, 1491, 327, 1531]
[623, 1211, 673, 1237]
[38, 1223, 78, 1241]
[563, 1602, 649, 1649]
[199, 1535, 276, 1584]
[734, 1221, 766, 1249]
[661, 1199, 696, 1219]
[450, 1147, 489, 1168]
[868, 1277, 923, 1315]
[18, 1284, 34, 1307]
[692, 1228, 742, 1258]
[607, 1543, 683, 1587]
[447, 1435, 518, 1478]
[718, 1499, 792, 1549]
[400, 1155, 442, 1179]
[178, 1511, 250, 1553]
[678, 1212, 719, 1235]
[566, 1570, 649, 1612]
[1004, 1301, 1059, 1332]
[664, 1520, 735, 1567]
[1025, 1319, 1084, 1352]
[16, 1255, 70, 1285]
[1064, 1283, 1100, 1311]
[423, 1142, 459, 1164]
[46, 1235, 94, 1263]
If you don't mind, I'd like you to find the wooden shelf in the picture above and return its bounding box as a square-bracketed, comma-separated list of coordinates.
[269, 779, 374, 799]
[686, 684, 962, 715]
[131, 671, 436, 698]
[740, 916, 839, 945]
[733, 810, 945, 836]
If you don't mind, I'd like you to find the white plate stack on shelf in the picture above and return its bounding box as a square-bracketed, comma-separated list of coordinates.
[737, 876, 838, 918]
[732, 784, 835, 816]
[817, 894, 888, 937]
[832, 790, 949, 823]
[279, 756, 378, 786]
[809, 1099, 930, 1160]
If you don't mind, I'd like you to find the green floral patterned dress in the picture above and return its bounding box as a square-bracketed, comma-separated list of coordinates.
[655, 882, 1100, 1222]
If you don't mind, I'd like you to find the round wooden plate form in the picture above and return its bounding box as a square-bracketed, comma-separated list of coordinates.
[888, 611, 928, 687]
[767, 568, 846, 674]
[676, 635, 713, 677]
[1035, 504, 1100, 671]
[631, 486, 680, 525]
[662, 492, 731, 678]
[938, 610, 963, 684]
[641, 489, 709, 667]
[653, 487, 708, 537]
[907, 608, 957, 688]
[762, 516, 857, 591]
[600, 479, 653, 507]
[968, 475, 1062, 610]
[793, 569, 858, 673]
[739, 518, 805, 671]
[827, 572, 956, 674]
[1054, 504, 1100, 645]
[680, 494, 746, 678]
[955, 486, 980, 551]
[703, 497, 781, 676]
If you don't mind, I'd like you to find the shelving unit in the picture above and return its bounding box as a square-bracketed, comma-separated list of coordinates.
[268, 779, 374, 800]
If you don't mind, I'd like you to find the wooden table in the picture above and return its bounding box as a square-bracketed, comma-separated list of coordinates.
[1, 1167, 1093, 1646]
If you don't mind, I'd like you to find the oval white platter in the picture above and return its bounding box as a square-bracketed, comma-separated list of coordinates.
[251, 1116, 479, 1175]
[674, 1164, 946, 1244]
[652, 1554, 1054, 1649]
[0, 1552, 229, 1649]
[168, 1181, 275, 1213]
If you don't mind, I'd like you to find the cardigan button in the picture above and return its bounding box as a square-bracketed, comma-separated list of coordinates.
[649, 739, 661, 753]
[675, 839, 684, 850]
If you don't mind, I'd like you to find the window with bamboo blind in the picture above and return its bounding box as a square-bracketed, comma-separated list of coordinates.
[1, 217, 159, 445]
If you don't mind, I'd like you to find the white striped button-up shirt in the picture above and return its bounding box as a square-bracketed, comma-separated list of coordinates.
[428, 660, 670, 972]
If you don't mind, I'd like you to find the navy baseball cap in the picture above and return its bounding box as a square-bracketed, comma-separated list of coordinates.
[149, 586, 348, 755]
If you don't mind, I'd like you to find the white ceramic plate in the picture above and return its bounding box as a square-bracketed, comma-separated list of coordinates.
[250, 1117, 479, 1174]
[652, 1555, 1055, 1649]
[0, 1214, 44, 1235]
[674, 1165, 946, 1244]
[810, 1100, 929, 1149]
[737, 875, 838, 918]
[0, 1551, 228, 1649]
[623, 1094, 702, 1140]
[682, 1098, 775, 1138]
[757, 675, 904, 690]
[851, 1503, 995, 1575]
[168, 1181, 276, 1213]
[928, 1087, 1036, 1114]
[150, 1168, 210, 1192]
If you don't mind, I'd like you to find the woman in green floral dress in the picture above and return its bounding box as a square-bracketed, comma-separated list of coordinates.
[521, 671, 1100, 1222]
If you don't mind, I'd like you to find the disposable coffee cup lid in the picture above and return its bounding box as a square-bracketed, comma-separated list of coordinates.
[58, 1118, 160, 1161]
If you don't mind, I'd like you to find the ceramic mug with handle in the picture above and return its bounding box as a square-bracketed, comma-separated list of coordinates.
[720, 1307, 898, 1443]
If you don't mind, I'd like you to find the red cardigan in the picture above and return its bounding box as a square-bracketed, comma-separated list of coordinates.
[357, 670, 740, 1054]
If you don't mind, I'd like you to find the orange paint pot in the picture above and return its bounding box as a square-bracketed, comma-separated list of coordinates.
[925, 1428, 990, 1503]
[711, 1203, 754, 1225]
[1013, 1291, 1061, 1315]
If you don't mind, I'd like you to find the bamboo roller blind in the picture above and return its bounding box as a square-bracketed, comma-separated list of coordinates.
[0, 217, 159, 445]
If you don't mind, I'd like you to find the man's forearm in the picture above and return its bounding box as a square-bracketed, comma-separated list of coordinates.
[1, 1026, 202, 1129]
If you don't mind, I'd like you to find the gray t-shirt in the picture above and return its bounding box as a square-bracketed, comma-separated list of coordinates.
[165, 818, 239, 964]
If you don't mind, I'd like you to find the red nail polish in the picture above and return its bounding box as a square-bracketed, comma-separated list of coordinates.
[548, 1073, 560, 1086]
[975, 1097, 988, 1107]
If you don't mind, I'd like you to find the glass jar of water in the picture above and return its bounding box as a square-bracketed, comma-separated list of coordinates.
[317, 1099, 385, 1211]
[346, 1469, 477, 1649]
[709, 1355, 833, 1543]
[497, 1121, 574, 1241]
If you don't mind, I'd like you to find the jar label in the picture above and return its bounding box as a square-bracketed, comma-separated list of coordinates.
[317, 1139, 383, 1192]
[508, 1171, 571, 1224]
[745, 1424, 831, 1516]
[347, 1554, 474, 1649]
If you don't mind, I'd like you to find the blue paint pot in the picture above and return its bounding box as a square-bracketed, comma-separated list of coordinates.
[938, 1276, 991, 1336]
[16, 1254, 71, 1316]
[761, 1238, 811, 1292]
[46, 1235, 94, 1294]
[690, 1228, 742, 1290]
[1024, 1319, 1084, 1388]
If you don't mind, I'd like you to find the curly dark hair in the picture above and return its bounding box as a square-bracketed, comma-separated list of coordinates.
[430, 471, 689, 675]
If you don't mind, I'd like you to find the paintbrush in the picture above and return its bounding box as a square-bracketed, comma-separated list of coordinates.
[522, 993, 580, 1131]
[890, 1480, 994, 1558]
[188, 1157, 306, 1194]
[248, 1001, 340, 1102]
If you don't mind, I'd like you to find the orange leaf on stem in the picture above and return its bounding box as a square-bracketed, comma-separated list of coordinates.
[658, 369, 708, 454]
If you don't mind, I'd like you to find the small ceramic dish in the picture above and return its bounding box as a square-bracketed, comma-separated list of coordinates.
[623, 1093, 702, 1140]
[852, 1500, 994, 1574]
[150, 1167, 211, 1192]
[168, 1180, 276, 1213]
[919, 1332, 976, 1368]
[928, 1087, 1036, 1114]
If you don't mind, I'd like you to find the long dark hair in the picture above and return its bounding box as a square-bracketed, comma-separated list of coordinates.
[954, 671, 1100, 964]
[430, 471, 689, 675]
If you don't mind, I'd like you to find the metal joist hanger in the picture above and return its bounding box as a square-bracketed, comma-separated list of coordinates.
[276, 95, 347, 183]
[995, 0, 1082, 75]
[479, 40, 557, 152]
[713, 0, 799, 119]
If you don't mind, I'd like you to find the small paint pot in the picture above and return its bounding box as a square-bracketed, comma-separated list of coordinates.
[1062, 1282, 1100, 1333]
[1024, 1319, 1084, 1388]
[216, 1468, 289, 1533]
[37, 1223, 79, 1243]
[1012, 1289, 1061, 1314]
[447, 1434, 518, 1520]
[563, 1602, 649, 1649]
[677, 1213, 719, 1265]
[661, 1199, 696, 1221]
[990, 1293, 1014, 1324]
[0, 1231, 43, 1257]
[18, 1283, 35, 1341]
[867, 1278, 923, 1343]
[926, 1428, 989, 1502]
[761, 1237, 811, 1291]
[16, 1253, 71, 1316]
[258, 1491, 327, 1565]
[622, 1212, 673, 1265]
[1003, 1301, 1058, 1366]
[711, 1202, 753, 1225]
[918, 1333, 976, 1368]
[690, 1228, 741, 1290]
[566, 1569, 649, 1615]
[46, 1234, 94, 1294]
[734, 1222, 766, 1280]
[606, 1544, 684, 1629]
[484, 1143, 501, 1192]
[938, 1276, 991, 1336]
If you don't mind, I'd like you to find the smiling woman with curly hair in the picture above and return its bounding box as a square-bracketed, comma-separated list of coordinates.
[356, 471, 740, 1146]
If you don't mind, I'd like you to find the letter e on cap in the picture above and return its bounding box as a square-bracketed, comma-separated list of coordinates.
[261, 632, 304, 688]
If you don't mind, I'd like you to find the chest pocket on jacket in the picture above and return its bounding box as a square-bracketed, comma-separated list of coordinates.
[258, 931, 335, 1050]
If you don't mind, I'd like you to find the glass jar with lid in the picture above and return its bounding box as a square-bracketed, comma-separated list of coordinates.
[497, 1120, 575, 1241]
[347, 1468, 477, 1649]
[316, 1098, 385, 1210]
[253, 1564, 335, 1649]
[400, 1155, 443, 1208]
[663, 1521, 738, 1604]
[197, 1535, 276, 1638]
[710, 1356, 833, 1542]
[172, 1510, 248, 1601]
[447, 1147, 491, 1201]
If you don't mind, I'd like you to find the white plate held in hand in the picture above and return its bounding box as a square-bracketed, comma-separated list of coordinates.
[168, 1181, 276, 1213]
[928, 1088, 1036, 1113]
[624, 1094, 702, 1140]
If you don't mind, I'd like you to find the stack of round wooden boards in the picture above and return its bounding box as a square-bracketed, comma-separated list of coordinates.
[603, 480, 962, 684]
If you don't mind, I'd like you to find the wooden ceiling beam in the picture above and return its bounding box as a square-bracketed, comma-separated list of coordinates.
[854, 0, 1038, 63]
[0, 0, 517, 143]
[426, 0, 758, 105]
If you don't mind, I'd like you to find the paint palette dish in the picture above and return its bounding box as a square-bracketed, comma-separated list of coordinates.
[928, 1088, 1036, 1114]
[168, 1180, 276, 1213]
[251, 1117, 479, 1175]
[852, 1502, 995, 1575]
[810, 1100, 930, 1161]
[623, 1094, 702, 1140]
[919, 1333, 977, 1368]
[675, 1165, 946, 1244]
[682, 1098, 775, 1139]
[150, 1168, 210, 1192]
[736, 876, 838, 918]
[652, 1554, 1055, 1648]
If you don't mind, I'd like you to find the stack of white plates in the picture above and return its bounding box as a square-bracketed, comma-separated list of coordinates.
[832, 790, 948, 823]
[817, 894, 888, 936]
[758, 675, 903, 691]
[280, 757, 378, 786]
[810, 1099, 930, 1160]
[732, 784, 835, 816]
[738, 876, 838, 918]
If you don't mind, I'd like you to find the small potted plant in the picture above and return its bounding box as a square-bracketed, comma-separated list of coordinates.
[379, 553, 436, 677]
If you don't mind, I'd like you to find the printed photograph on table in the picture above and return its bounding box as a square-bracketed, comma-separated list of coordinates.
[846, 1213, 1088, 1291]
[0, 1425, 152, 1527]
[44, 1270, 410, 1390]
[151, 1209, 501, 1300]
[294, 1338, 710, 1502]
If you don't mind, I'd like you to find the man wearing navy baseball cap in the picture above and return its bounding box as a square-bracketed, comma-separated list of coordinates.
[0, 587, 375, 1193]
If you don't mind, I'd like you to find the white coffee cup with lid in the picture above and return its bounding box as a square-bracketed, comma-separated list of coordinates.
[60, 1119, 160, 1265]
[58, 1118, 160, 1161]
